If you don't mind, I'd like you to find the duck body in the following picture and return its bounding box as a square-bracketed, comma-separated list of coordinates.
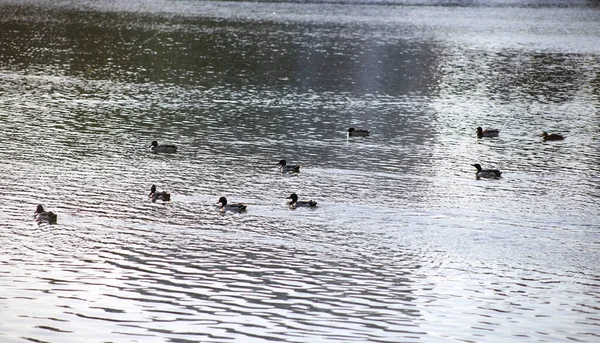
[472, 163, 502, 178]
[278, 159, 300, 173]
[34, 205, 57, 224]
[540, 132, 564, 141]
[150, 141, 177, 153]
[149, 185, 171, 202]
[217, 196, 247, 212]
[476, 127, 499, 138]
[287, 193, 317, 208]
[347, 128, 370, 137]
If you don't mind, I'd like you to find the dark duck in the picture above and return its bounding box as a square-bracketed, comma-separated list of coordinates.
[34, 205, 57, 224]
[149, 141, 177, 153]
[472, 163, 502, 178]
[347, 127, 370, 137]
[476, 127, 499, 138]
[540, 132, 564, 141]
[278, 159, 300, 173]
[149, 185, 171, 202]
[216, 197, 247, 212]
[286, 193, 317, 208]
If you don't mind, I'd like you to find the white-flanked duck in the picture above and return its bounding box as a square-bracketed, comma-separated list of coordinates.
[34, 205, 57, 224]
[278, 159, 300, 173]
[216, 197, 247, 212]
[150, 141, 177, 153]
[540, 132, 565, 141]
[476, 127, 499, 138]
[347, 127, 370, 137]
[149, 185, 171, 202]
[472, 163, 502, 178]
[287, 193, 317, 208]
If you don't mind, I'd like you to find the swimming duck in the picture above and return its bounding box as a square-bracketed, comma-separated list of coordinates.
[34, 205, 57, 224]
[287, 193, 317, 208]
[540, 132, 564, 141]
[472, 163, 502, 178]
[347, 128, 370, 137]
[278, 159, 300, 173]
[149, 185, 171, 202]
[150, 141, 177, 153]
[476, 127, 499, 138]
[216, 196, 247, 212]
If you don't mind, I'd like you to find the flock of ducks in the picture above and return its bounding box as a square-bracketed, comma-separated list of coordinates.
[33, 126, 564, 224]
[473, 127, 565, 178]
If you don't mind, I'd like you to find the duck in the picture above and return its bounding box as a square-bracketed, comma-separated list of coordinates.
[472, 163, 502, 178]
[216, 196, 247, 212]
[278, 159, 300, 173]
[287, 193, 317, 208]
[149, 184, 171, 202]
[476, 127, 499, 138]
[34, 205, 57, 224]
[347, 128, 370, 137]
[540, 132, 565, 141]
[149, 141, 177, 153]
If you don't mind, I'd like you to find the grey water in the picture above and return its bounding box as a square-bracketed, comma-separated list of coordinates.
[0, 0, 599, 342]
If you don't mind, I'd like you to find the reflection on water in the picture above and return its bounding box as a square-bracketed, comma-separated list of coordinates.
[1, 0, 599, 342]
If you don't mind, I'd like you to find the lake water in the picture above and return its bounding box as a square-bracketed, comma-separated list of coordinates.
[0, 0, 599, 342]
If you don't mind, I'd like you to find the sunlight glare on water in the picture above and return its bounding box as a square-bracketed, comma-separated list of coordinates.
[0, 0, 599, 342]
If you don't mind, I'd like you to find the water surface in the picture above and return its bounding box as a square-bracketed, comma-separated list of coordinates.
[0, 0, 599, 342]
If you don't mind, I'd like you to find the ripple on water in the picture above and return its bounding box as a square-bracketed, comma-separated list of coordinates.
[1, 1, 600, 343]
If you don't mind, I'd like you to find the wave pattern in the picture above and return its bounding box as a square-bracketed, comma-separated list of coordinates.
[1, 1, 599, 342]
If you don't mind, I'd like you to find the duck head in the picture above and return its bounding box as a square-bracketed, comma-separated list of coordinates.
[348, 128, 356, 133]
[150, 141, 159, 148]
[278, 159, 287, 166]
[35, 204, 44, 214]
[287, 193, 299, 203]
[150, 184, 157, 195]
[471, 163, 483, 172]
[217, 196, 228, 207]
